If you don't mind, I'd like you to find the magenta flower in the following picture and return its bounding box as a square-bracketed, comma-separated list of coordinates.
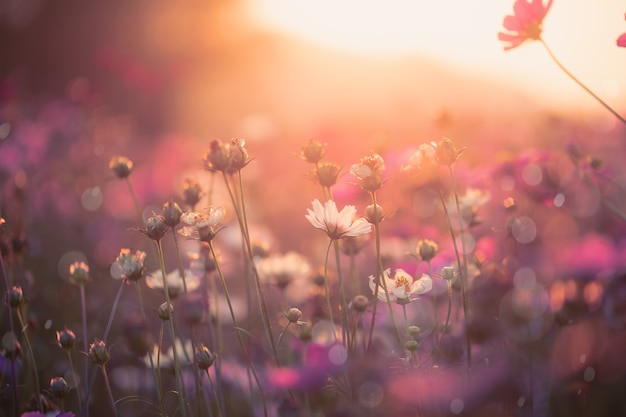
[498, 0, 553, 50]
[618, 14, 626, 47]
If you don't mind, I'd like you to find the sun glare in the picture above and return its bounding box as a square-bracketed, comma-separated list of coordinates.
[247, 0, 626, 108]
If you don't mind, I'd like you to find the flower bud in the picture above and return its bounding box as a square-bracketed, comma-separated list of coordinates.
[405, 340, 419, 352]
[50, 377, 70, 399]
[57, 328, 76, 350]
[158, 302, 174, 321]
[113, 249, 146, 282]
[300, 139, 326, 164]
[365, 204, 384, 224]
[435, 137, 464, 166]
[314, 162, 341, 187]
[162, 201, 183, 228]
[351, 154, 385, 193]
[441, 266, 458, 281]
[109, 156, 133, 179]
[183, 178, 203, 209]
[203, 139, 231, 172]
[88, 339, 110, 366]
[227, 138, 249, 173]
[350, 295, 369, 313]
[286, 307, 303, 324]
[417, 239, 438, 262]
[408, 326, 421, 339]
[8, 286, 23, 309]
[196, 344, 217, 370]
[69, 261, 90, 285]
[143, 215, 168, 242]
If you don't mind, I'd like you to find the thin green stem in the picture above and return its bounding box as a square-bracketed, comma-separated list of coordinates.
[171, 231, 188, 293]
[125, 178, 144, 224]
[16, 308, 42, 412]
[367, 192, 403, 351]
[102, 282, 125, 343]
[208, 241, 268, 417]
[99, 365, 118, 417]
[156, 240, 188, 417]
[439, 190, 471, 368]
[66, 350, 83, 412]
[443, 281, 453, 341]
[322, 239, 336, 338]
[540, 38, 626, 126]
[334, 241, 350, 348]
[206, 369, 224, 417]
[134, 282, 165, 416]
[0, 253, 19, 417]
[79, 283, 89, 417]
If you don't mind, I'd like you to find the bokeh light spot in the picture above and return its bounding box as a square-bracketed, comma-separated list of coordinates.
[500, 175, 515, 191]
[57, 251, 88, 280]
[450, 398, 464, 414]
[328, 344, 347, 366]
[584, 366, 596, 382]
[522, 162, 542, 186]
[81, 186, 103, 211]
[44, 320, 52, 330]
[514, 267, 536, 290]
[357, 381, 384, 408]
[312, 320, 337, 345]
[553, 193, 565, 208]
[583, 281, 603, 308]
[0, 123, 10, 140]
[510, 216, 537, 244]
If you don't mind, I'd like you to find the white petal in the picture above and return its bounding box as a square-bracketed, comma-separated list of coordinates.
[410, 274, 433, 295]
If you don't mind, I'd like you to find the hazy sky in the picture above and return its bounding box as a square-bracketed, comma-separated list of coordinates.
[247, 0, 626, 111]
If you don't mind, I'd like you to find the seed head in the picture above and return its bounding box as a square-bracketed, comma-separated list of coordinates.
[417, 239, 439, 262]
[49, 377, 70, 399]
[350, 295, 370, 313]
[203, 139, 231, 172]
[227, 138, 250, 173]
[300, 139, 326, 164]
[109, 156, 133, 179]
[56, 328, 76, 350]
[313, 162, 341, 187]
[88, 339, 110, 365]
[196, 344, 217, 370]
[158, 302, 174, 321]
[405, 340, 419, 352]
[142, 215, 168, 242]
[286, 307, 303, 324]
[162, 201, 183, 228]
[183, 178, 203, 208]
[8, 286, 23, 309]
[69, 261, 90, 285]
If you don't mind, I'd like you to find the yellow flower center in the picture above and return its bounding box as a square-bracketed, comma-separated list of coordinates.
[394, 276, 411, 293]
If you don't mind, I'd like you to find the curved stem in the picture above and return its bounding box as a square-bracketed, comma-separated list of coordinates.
[79, 283, 89, 417]
[540, 38, 626, 126]
[102, 282, 125, 343]
[100, 365, 118, 417]
[16, 308, 42, 412]
[0, 253, 19, 417]
[334, 241, 350, 348]
[206, 369, 224, 417]
[156, 240, 188, 417]
[124, 178, 144, 224]
[208, 241, 268, 417]
[66, 350, 83, 412]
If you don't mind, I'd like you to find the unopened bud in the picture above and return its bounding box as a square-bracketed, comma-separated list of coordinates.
[8, 286, 23, 309]
[365, 204, 384, 224]
[351, 295, 369, 313]
[286, 307, 303, 324]
[50, 377, 70, 399]
[162, 201, 183, 228]
[417, 239, 438, 262]
[158, 302, 174, 321]
[300, 139, 326, 164]
[69, 261, 90, 285]
[196, 344, 217, 370]
[143, 215, 168, 242]
[109, 156, 133, 179]
[88, 339, 110, 365]
[56, 328, 76, 350]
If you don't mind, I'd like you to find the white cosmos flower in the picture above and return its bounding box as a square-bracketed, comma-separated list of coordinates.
[179, 207, 226, 242]
[369, 268, 432, 304]
[146, 269, 201, 296]
[305, 199, 372, 240]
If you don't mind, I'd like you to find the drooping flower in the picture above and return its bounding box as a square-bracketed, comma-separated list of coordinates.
[305, 199, 372, 240]
[498, 0, 553, 50]
[369, 268, 432, 304]
[618, 14, 626, 47]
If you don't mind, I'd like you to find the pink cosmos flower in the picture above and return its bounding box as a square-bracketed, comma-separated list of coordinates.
[618, 14, 626, 47]
[498, 0, 554, 50]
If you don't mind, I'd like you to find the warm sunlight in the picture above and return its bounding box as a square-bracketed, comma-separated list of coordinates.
[247, 0, 626, 109]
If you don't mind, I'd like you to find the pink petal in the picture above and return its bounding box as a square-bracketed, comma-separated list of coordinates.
[503, 15, 525, 31]
[618, 33, 626, 48]
[513, 0, 534, 23]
